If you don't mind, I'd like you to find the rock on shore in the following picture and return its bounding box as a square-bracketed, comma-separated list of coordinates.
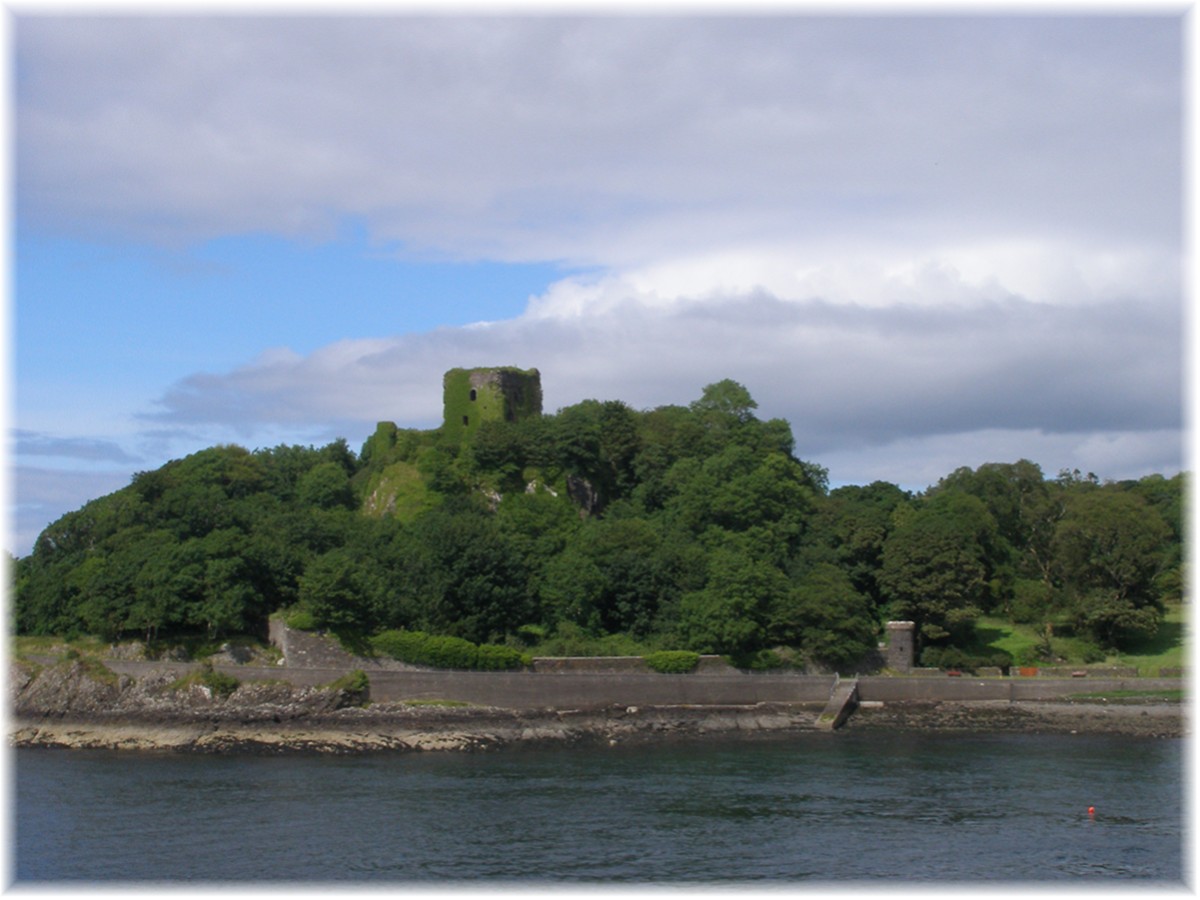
[846, 698, 1184, 739]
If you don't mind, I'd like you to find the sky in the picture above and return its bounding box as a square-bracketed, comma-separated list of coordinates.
[8, 7, 1189, 558]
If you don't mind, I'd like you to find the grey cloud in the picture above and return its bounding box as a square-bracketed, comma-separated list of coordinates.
[145, 288, 1182, 481]
[11, 466, 135, 556]
[14, 430, 142, 464]
[818, 428, 1184, 495]
[16, 16, 1181, 263]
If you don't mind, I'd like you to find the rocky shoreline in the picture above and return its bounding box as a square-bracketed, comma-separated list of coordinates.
[9, 659, 1185, 753]
[11, 702, 830, 754]
[847, 697, 1185, 739]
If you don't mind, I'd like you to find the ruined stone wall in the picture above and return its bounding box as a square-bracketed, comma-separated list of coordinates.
[442, 366, 542, 442]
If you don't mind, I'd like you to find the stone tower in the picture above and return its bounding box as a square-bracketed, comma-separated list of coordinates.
[885, 621, 915, 672]
[442, 366, 543, 442]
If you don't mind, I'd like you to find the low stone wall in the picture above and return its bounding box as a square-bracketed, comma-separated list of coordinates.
[90, 663, 1181, 710]
[88, 659, 836, 708]
[234, 667, 837, 708]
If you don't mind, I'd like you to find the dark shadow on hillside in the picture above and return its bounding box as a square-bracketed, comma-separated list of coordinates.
[1122, 618, 1184, 657]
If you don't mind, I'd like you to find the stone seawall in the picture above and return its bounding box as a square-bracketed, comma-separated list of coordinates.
[91, 659, 838, 708]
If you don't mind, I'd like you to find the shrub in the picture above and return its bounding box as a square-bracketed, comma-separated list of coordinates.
[420, 634, 477, 669]
[920, 646, 970, 670]
[1081, 644, 1107, 664]
[328, 669, 370, 706]
[171, 661, 239, 698]
[370, 629, 429, 661]
[644, 650, 700, 674]
[921, 646, 1013, 673]
[199, 662, 240, 698]
[55, 651, 119, 685]
[515, 624, 546, 646]
[1010, 579, 1056, 624]
[369, 630, 527, 671]
[727, 648, 784, 671]
[475, 643, 530, 671]
[284, 609, 317, 631]
[984, 651, 1014, 671]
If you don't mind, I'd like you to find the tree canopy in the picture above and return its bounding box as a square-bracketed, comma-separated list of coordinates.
[13, 380, 1184, 670]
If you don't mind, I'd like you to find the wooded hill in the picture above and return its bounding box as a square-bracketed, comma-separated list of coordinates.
[13, 380, 1185, 672]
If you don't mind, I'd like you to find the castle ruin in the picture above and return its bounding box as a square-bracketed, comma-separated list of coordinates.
[442, 366, 543, 441]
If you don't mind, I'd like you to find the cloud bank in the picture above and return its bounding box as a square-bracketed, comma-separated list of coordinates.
[13, 13, 1185, 554]
[18, 16, 1180, 261]
[149, 245, 1181, 464]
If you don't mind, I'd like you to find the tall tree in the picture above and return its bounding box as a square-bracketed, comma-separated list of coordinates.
[878, 492, 1001, 648]
[1052, 489, 1170, 647]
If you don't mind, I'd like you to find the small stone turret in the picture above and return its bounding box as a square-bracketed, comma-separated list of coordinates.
[442, 366, 542, 441]
[886, 621, 915, 672]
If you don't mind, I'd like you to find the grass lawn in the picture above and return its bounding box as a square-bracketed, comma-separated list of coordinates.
[1109, 601, 1187, 674]
[971, 602, 1187, 674]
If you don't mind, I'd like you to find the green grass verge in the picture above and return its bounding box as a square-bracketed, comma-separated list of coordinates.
[14, 635, 108, 659]
[402, 699, 471, 707]
[1067, 689, 1184, 702]
[55, 650, 120, 685]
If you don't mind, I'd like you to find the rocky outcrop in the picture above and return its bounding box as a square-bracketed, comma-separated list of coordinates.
[11, 659, 356, 723]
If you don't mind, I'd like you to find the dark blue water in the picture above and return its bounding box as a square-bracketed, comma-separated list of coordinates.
[14, 732, 1185, 883]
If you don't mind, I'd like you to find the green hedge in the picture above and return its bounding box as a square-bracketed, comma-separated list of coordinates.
[284, 609, 317, 631]
[920, 646, 1014, 673]
[369, 629, 529, 671]
[327, 669, 370, 706]
[643, 650, 701, 674]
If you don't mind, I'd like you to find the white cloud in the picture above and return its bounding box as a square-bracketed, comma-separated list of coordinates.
[17, 16, 1181, 263]
[145, 249, 1182, 474]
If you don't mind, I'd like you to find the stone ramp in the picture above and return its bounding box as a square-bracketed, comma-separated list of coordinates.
[817, 677, 859, 731]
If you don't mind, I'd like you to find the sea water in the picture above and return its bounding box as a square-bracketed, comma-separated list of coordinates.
[12, 732, 1185, 884]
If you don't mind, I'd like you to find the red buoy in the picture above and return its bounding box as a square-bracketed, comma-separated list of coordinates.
[1088, 806, 1095, 817]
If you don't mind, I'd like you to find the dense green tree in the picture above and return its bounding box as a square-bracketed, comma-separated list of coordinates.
[297, 461, 356, 510]
[299, 548, 383, 629]
[1052, 489, 1170, 647]
[878, 492, 1001, 648]
[805, 481, 909, 606]
[538, 514, 681, 636]
[676, 540, 784, 656]
[12, 381, 1187, 672]
[773, 563, 877, 670]
[402, 505, 532, 644]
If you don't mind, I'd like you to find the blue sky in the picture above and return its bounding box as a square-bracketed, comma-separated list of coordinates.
[10, 10, 1188, 556]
